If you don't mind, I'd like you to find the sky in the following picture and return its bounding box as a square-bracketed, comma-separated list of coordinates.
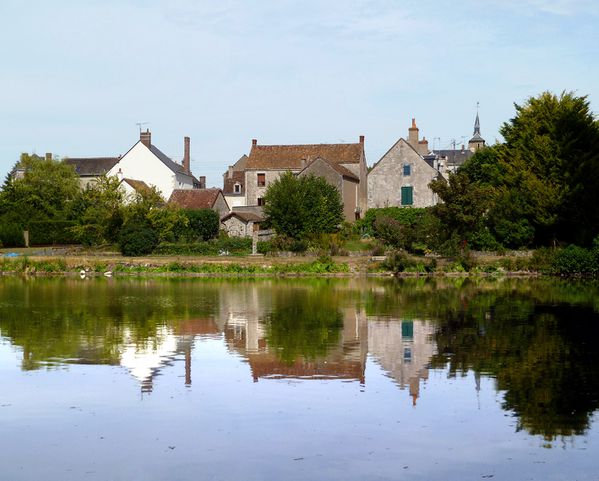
[1, 0, 598, 186]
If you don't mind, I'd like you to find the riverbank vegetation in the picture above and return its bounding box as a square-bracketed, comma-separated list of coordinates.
[1, 91, 598, 276]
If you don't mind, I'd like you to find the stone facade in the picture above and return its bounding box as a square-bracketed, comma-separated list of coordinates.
[368, 138, 441, 209]
[299, 158, 359, 222]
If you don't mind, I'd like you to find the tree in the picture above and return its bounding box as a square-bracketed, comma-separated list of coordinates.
[71, 175, 125, 245]
[0, 153, 80, 226]
[263, 172, 344, 239]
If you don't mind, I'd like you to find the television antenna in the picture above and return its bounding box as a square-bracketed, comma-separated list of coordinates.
[136, 122, 148, 133]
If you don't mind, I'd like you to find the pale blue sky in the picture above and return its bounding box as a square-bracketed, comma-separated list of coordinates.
[1, 0, 597, 186]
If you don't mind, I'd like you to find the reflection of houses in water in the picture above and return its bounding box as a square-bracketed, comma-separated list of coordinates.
[119, 318, 220, 393]
[219, 284, 368, 383]
[367, 318, 436, 405]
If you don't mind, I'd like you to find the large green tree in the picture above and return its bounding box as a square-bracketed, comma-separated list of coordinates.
[263, 172, 344, 239]
[432, 91, 599, 248]
[0, 153, 80, 225]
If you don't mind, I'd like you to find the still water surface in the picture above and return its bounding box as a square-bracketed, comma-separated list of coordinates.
[0, 277, 598, 480]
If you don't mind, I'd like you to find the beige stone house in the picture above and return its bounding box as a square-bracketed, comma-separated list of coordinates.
[221, 211, 263, 237]
[222, 154, 248, 209]
[368, 121, 444, 209]
[242, 137, 368, 218]
[298, 157, 360, 222]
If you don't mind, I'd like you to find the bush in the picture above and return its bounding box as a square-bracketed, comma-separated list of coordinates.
[382, 250, 414, 273]
[551, 245, 597, 275]
[182, 209, 219, 241]
[118, 222, 159, 256]
[28, 220, 78, 245]
[0, 221, 25, 247]
[257, 241, 273, 255]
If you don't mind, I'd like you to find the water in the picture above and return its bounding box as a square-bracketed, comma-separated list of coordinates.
[0, 277, 598, 480]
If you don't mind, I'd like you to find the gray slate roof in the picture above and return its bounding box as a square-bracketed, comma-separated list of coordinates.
[149, 145, 188, 175]
[64, 157, 120, 176]
[433, 149, 474, 167]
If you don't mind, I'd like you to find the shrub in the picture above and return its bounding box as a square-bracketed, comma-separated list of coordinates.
[0, 221, 25, 247]
[182, 209, 219, 241]
[551, 245, 597, 275]
[257, 241, 273, 255]
[118, 222, 159, 256]
[382, 250, 414, 273]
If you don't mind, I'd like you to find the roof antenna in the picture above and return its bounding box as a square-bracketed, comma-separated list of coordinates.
[136, 122, 148, 133]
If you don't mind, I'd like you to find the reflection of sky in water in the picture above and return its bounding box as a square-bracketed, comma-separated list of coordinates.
[1, 337, 598, 481]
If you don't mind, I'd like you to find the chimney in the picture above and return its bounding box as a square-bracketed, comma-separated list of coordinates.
[183, 136, 191, 174]
[408, 118, 419, 148]
[140, 129, 151, 148]
[45, 152, 53, 161]
[359, 135, 365, 144]
[252, 139, 257, 147]
[199, 176, 206, 189]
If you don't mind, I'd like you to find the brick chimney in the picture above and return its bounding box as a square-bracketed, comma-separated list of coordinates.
[359, 135, 365, 144]
[199, 176, 206, 189]
[183, 136, 191, 174]
[140, 129, 151, 148]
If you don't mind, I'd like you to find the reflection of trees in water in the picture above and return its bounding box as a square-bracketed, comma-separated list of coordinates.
[430, 290, 599, 440]
[265, 288, 344, 365]
[0, 278, 221, 370]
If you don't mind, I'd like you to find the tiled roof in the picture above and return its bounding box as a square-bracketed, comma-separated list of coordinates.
[149, 145, 189, 176]
[246, 142, 363, 170]
[168, 188, 222, 209]
[301, 157, 359, 181]
[221, 211, 264, 223]
[64, 157, 120, 176]
[223, 170, 245, 195]
[122, 178, 151, 193]
[434, 149, 474, 167]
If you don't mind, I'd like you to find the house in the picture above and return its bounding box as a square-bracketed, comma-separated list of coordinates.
[64, 156, 121, 189]
[168, 188, 230, 218]
[368, 120, 444, 209]
[119, 178, 152, 199]
[242, 137, 368, 218]
[298, 157, 360, 222]
[107, 130, 202, 200]
[221, 211, 264, 237]
[222, 154, 248, 209]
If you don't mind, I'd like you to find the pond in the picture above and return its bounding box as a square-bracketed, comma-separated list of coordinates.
[0, 277, 598, 480]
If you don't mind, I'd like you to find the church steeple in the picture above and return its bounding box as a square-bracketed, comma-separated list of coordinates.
[468, 103, 485, 153]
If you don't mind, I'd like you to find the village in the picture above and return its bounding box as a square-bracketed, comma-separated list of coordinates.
[32, 114, 485, 240]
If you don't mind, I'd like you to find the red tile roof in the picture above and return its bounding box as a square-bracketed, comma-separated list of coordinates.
[246, 142, 363, 170]
[168, 188, 222, 209]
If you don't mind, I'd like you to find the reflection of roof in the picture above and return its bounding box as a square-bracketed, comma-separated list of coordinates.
[221, 211, 263, 223]
[247, 143, 363, 170]
[248, 355, 365, 383]
[169, 188, 222, 209]
[122, 178, 151, 193]
[301, 157, 359, 181]
[64, 157, 120, 176]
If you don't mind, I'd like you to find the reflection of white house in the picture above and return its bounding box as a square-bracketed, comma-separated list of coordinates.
[367, 318, 436, 405]
[108, 130, 200, 200]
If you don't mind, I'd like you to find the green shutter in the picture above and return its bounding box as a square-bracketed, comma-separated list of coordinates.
[401, 186, 413, 206]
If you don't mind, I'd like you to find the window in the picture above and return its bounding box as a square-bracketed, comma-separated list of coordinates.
[401, 321, 414, 339]
[403, 164, 411, 176]
[403, 347, 412, 362]
[257, 173, 266, 187]
[401, 186, 413, 206]
[234, 183, 241, 193]
[257, 197, 265, 206]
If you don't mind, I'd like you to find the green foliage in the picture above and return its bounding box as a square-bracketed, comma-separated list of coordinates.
[263, 171, 344, 239]
[0, 222, 25, 247]
[154, 236, 252, 256]
[181, 209, 219, 241]
[70, 176, 125, 245]
[551, 245, 599, 275]
[118, 221, 159, 256]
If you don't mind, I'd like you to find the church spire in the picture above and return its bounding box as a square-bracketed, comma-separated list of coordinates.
[468, 102, 485, 152]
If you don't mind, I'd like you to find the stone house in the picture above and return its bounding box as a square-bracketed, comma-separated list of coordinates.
[368, 121, 444, 209]
[168, 188, 230, 219]
[221, 211, 264, 237]
[243, 137, 368, 218]
[298, 157, 360, 222]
